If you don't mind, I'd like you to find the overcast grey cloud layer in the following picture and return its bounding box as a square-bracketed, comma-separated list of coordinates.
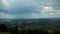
[0, 0, 60, 19]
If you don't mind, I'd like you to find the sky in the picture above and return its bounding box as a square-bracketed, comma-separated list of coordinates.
[0, 0, 60, 19]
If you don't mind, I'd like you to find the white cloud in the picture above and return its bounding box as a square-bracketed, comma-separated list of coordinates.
[42, 6, 53, 12]
[41, 6, 60, 15]
[30, 12, 60, 18]
[0, 12, 17, 19]
[53, 10, 60, 14]
[1, 0, 12, 9]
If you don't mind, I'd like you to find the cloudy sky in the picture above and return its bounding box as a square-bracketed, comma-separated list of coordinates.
[0, 0, 60, 19]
